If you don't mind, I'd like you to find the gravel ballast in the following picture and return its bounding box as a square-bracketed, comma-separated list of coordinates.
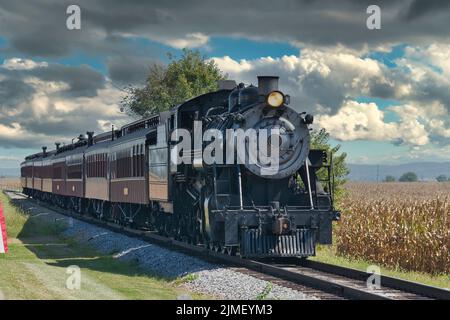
[20, 199, 318, 300]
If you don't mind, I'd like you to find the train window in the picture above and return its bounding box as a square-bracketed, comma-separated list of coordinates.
[132, 147, 134, 177]
[169, 114, 175, 130]
[136, 145, 140, 177]
[110, 154, 114, 179]
[139, 151, 142, 176]
[149, 146, 168, 181]
[148, 131, 157, 145]
[130, 149, 133, 177]
[131, 147, 134, 177]
[133, 145, 137, 177]
[100, 154, 102, 177]
[140, 144, 143, 176]
[138, 145, 141, 176]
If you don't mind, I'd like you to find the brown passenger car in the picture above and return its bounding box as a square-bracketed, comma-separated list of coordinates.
[85, 143, 109, 201]
[65, 149, 85, 198]
[109, 130, 148, 204]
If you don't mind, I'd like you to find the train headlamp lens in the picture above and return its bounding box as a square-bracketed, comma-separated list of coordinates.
[267, 91, 284, 107]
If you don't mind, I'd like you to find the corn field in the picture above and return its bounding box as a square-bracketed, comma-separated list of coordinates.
[0, 178, 21, 191]
[336, 182, 450, 275]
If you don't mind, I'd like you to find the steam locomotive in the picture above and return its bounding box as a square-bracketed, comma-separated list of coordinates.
[21, 76, 340, 258]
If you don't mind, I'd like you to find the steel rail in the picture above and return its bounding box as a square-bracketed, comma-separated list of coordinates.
[300, 259, 450, 300]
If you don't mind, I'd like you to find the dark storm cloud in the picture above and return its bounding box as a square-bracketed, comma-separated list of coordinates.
[403, 0, 450, 21]
[30, 64, 106, 97]
[1, 0, 449, 60]
[22, 115, 99, 137]
[0, 78, 35, 106]
[107, 56, 158, 86]
[0, 62, 106, 98]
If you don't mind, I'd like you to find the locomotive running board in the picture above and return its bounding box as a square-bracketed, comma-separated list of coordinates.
[241, 228, 315, 258]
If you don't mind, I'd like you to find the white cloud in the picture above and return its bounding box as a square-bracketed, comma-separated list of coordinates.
[315, 101, 429, 146]
[212, 48, 392, 114]
[2, 58, 48, 70]
[213, 56, 253, 74]
[403, 44, 450, 77]
[163, 33, 209, 49]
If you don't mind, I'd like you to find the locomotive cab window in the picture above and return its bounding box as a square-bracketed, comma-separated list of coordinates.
[148, 124, 168, 201]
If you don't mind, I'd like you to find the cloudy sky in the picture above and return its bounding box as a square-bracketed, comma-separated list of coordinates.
[1, 0, 450, 168]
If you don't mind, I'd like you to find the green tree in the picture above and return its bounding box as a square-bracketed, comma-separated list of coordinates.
[121, 49, 227, 117]
[436, 174, 448, 182]
[399, 171, 418, 182]
[384, 175, 396, 182]
[310, 128, 349, 204]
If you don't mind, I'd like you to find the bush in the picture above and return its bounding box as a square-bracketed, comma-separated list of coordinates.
[399, 172, 418, 182]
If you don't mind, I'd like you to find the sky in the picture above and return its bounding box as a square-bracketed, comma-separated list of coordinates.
[1, 0, 450, 168]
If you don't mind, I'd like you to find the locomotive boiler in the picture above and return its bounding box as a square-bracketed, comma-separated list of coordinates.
[21, 75, 340, 258]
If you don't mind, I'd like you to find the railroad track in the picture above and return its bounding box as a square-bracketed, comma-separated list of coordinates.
[4, 190, 450, 300]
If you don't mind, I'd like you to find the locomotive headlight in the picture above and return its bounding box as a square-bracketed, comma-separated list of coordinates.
[266, 91, 284, 108]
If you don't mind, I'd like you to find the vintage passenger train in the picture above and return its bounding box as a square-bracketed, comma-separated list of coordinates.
[21, 76, 340, 258]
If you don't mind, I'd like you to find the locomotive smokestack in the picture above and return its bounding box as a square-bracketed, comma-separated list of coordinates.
[42, 146, 47, 157]
[55, 142, 60, 151]
[257, 76, 279, 96]
[87, 131, 94, 146]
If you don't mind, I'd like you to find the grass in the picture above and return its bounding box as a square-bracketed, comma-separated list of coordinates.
[0, 192, 206, 300]
[256, 283, 273, 300]
[172, 273, 199, 286]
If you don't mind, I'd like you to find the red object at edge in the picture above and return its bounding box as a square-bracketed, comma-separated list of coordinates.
[0, 201, 7, 253]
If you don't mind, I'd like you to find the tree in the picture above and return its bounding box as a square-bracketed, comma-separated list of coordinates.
[121, 49, 227, 117]
[310, 128, 349, 204]
[436, 174, 448, 182]
[399, 172, 418, 182]
[384, 175, 396, 182]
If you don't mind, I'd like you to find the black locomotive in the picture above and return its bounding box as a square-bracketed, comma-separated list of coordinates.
[21, 76, 340, 258]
